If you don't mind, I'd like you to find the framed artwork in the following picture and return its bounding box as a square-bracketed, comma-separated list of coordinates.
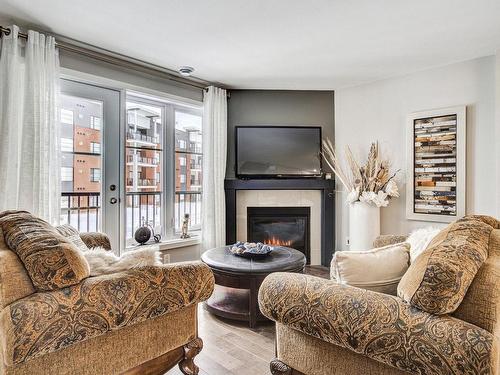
[406, 106, 466, 222]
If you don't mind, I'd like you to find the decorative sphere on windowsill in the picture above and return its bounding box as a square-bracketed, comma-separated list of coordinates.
[229, 242, 273, 259]
[134, 226, 151, 245]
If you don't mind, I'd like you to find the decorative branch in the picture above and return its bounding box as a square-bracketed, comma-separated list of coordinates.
[322, 139, 400, 207]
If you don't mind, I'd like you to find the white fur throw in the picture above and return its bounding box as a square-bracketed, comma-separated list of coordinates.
[82, 246, 162, 276]
[406, 227, 441, 262]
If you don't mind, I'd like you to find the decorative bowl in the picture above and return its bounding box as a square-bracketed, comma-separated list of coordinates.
[229, 242, 273, 259]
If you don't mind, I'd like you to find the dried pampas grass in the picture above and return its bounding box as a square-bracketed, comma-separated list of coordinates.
[321, 140, 400, 207]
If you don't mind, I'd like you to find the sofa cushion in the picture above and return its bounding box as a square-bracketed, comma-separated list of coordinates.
[0, 211, 90, 291]
[397, 215, 495, 315]
[55, 224, 90, 252]
[330, 243, 410, 295]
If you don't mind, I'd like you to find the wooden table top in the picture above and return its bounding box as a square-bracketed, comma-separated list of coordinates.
[201, 246, 306, 274]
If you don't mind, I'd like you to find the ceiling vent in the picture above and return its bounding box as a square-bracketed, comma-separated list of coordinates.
[179, 66, 195, 76]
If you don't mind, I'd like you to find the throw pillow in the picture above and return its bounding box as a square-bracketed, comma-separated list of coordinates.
[330, 242, 410, 295]
[83, 246, 162, 276]
[0, 210, 90, 291]
[406, 227, 441, 262]
[397, 216, 494, 315]
[56, 224, 90, 252]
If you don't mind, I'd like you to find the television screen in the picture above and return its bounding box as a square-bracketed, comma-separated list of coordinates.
[236, 126, 322, 177]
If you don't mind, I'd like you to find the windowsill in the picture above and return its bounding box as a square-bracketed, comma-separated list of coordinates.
[158, 236, 201, 250]
[126, 234, 201, 251]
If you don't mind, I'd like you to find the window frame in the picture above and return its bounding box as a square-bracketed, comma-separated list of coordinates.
[124, 94, 202, 245]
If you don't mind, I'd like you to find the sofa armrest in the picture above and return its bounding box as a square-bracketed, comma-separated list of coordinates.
[372, 234, 407, 248]
[1, 261, 214, 366]
[258, 273, 495, 375]
[79, 231, 112, 250]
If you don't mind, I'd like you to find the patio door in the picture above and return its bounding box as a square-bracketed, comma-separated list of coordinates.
[60, 79, 122, 251]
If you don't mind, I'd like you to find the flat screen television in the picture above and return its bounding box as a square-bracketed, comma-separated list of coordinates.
[236, 126, 322, 178]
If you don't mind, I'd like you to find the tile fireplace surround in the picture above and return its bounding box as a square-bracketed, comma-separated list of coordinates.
[237, 190, 320, 264]
[225, 179, 335, 266]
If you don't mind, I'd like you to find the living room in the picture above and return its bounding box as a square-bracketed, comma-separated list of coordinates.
[0, 1, 499, 375]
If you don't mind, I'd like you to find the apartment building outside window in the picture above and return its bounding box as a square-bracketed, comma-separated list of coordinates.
[90, 115, 101, 130]
[61, 167, 73, 181]
[125, 95, 202, 246]
[58, 87, 202, 247]
[90, 141, 101, 154]
[59, 93, 103, 232]
[175, 109, 202, 231]
[90, 168, 101, 182]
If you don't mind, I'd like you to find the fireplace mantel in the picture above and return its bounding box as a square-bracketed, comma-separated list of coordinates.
[224, 178, 335, 266]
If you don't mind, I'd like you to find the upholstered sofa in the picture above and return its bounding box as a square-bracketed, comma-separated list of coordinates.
[0, 214, 214, 375]
[259, 215, 500, 375]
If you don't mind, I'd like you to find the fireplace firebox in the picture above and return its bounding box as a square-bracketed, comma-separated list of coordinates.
[247, 207, 310, 264]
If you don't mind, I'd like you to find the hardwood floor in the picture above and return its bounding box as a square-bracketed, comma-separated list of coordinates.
[166, 306, 274, 375]
[166, 266, 329, 375]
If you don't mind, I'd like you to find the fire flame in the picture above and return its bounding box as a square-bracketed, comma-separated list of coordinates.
[264, 236, 293, 247]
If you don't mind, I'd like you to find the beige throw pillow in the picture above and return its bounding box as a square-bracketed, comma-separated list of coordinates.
[397, 216, 494, 315]
[331, 243, 410, 295]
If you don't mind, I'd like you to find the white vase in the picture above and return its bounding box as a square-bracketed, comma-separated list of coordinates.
[349, 201, 380, 251]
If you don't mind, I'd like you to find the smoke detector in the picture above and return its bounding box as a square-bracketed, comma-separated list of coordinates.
[179, 66, 195, 77]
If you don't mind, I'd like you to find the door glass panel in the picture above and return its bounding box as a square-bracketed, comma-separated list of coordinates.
[59, 94, 103, 232]
[174, 110, 202, 232]
[125, 100, 163, 246]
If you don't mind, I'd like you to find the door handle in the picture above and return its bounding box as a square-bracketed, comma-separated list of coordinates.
[110, 197, 118, 204]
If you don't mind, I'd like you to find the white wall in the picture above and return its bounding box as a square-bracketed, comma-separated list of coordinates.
[335, 56, 498, 250]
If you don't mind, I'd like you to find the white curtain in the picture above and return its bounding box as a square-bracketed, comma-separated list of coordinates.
[0, 25, 61, 223]
[202, 86, 227, 249]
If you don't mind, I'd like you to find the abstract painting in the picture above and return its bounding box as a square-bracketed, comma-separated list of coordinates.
[406, 106, 466, 222]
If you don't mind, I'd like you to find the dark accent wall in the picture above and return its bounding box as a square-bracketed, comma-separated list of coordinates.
[226, 90, 335, 178]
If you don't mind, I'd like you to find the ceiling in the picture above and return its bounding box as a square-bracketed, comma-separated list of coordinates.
[1, 0, 500, 89]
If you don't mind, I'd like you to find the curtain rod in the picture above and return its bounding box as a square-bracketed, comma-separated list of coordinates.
[0, 25, 214, 91]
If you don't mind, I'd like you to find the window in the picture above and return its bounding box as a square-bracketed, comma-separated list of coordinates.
[90, 142, 101, 154]
[90, 168, 101, 182]
[90, 116, 101, 130]
[61, 109, 74, 125]
[175, 110, 202, 232]
[59, 93, 103, 234]
[124, 94, 202, 246]
[61, 138, 73, 152]
[125, 99, 163, 246]
[61, 167, 73, 182]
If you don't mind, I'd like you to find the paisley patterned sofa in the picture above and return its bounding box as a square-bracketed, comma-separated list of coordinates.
[259, 215, 500, 375]
[0, 226, 214, 375]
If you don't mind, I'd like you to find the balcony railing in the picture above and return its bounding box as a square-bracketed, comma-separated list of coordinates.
[126, 178, 159, 188]
[126, 155, 159, 165]
[126, 131, 159, 145]
[126, 191, 162, 242]
[61, 192, 100, 232]
[60, 191, 201, 245]
[175, 191, 201, 231]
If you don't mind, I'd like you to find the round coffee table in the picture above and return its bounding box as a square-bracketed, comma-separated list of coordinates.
[201, 246, 306, 328]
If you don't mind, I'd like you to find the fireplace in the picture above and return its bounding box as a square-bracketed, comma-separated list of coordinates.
[247, 207, 310, 264]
